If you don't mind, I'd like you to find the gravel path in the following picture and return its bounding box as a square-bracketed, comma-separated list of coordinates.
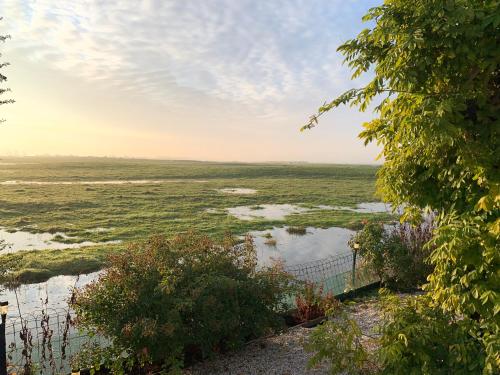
[185, 299, 382, 375]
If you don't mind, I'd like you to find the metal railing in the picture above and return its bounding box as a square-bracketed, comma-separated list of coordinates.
[284, 249, 378, 296]
[2, 308, 107, 375]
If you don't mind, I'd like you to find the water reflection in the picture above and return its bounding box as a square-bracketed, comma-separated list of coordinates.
[0, 272, 100, 318]
[0, 228, 121, 254]
[226, 202, 394, 221]
[227, 204, 309, 220]
[251, 226, 355, 267]
[0, 179, 207, 185]
[217, 188, 257, 194]
[1, 226, 358, 313]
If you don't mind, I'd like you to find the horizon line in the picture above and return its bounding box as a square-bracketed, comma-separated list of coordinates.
[0, 154, 383, 166]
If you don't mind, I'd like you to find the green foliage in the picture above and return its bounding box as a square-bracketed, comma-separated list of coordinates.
[70, 342, 139, 375]
[378, 293, 486, 375]
[305, 0, 499, 371]
[350, 220, 434, 290]
[73, 232, 294, 371]
[286, 226, 307, 235]
[0, 159, 393, 283]
[1, 16, 15, 122]
[305, 312, 371, 375]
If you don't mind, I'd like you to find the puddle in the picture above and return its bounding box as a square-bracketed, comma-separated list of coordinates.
[0, 228, 121, 254]
[319, 202, 393, 213]
[85, 227, 113, 233]
[0, 179, 208, 185]
[0, 162, 38, 165]
[250, 226, 355, 266]
[226, 204, 310, 220]
[218, 188, 257, 195]
[225, 202, 395, 221]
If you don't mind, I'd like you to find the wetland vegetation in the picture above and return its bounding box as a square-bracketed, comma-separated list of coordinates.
[0, 156, 393, 283]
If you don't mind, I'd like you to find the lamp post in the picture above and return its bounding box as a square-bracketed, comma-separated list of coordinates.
[352, 242, 360, 290]
[0, 301, 8, 375]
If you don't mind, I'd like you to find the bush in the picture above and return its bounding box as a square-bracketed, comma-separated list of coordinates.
[286, 226, 307, 235]
[377, 293, 487, 375]
[73, 232, 294, 371]
[305, 311, 372, 375]
[349, 219, 434, 291]
[305, 291, 488, 375]
[294, 282, 339, 323]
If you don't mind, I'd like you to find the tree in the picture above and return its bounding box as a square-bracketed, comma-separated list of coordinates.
[304, 0, 499, 372]
[0, 17, 14, 286]
[0, 16, 14, 123]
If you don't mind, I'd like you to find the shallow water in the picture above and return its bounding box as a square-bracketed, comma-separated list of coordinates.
[1, 225, 356, 314]
[227, 204, 309, 220]
[317, 202, 393, 213]
[0, 179, 208, 185]
[251, 226, 355, 267]
[0, 272, 100, 318]
[0, 228, 121, 254]
[218, 188, 257, 194]
[85, 227, 113, 233]
[225, 202, 394, 221]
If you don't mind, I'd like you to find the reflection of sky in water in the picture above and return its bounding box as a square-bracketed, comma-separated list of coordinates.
[0, 228, 121, 254]
[0, 272, 100, 318]
[227, 204, 309, 220]
[251, 226, 355, 267]
[217, 188, 257, 194]
[1, 226, 357, 317]
[0, 180, 208, 185]
[318, 202, 395, 213]
[226, 202, 395, 221]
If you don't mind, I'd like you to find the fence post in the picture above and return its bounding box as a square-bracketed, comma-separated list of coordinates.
[0, 301, 8, 375]
[351, 244, 359, 292]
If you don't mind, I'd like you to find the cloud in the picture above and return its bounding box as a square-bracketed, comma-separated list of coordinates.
[2, 0, 370, 113]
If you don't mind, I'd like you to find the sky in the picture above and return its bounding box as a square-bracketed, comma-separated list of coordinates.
[0, 0, 382, 163]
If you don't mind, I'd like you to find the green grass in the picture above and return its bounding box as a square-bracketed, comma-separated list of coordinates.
[0, 156, 391, 283]
[264, 238, 277, 246]
[286, 226, 307, 235]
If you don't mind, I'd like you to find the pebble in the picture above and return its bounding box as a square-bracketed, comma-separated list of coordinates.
[185, 299, 383, 375]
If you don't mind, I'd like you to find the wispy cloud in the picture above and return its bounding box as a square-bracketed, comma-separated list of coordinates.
[3, 0, 372, 114]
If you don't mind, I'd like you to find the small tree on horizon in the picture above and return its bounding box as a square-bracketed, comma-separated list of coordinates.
[1, 16, 14, 124]
[0, 16, 14, 264]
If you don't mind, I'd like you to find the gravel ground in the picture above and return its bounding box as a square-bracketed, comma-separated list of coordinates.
[185, 299, 382, 375]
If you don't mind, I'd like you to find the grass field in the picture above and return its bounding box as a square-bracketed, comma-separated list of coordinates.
[0, 157, 391, 283]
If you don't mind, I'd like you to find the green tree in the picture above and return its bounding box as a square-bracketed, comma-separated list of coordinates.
[304, 0, 499, 372]
[0, 17, 14, 265]
[0, 17, 14, 122]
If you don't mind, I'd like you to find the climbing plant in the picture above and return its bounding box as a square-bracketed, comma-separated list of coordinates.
[303, 0, 499, 372]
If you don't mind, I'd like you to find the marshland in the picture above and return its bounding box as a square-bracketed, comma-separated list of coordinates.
[0, 156, 393, 284]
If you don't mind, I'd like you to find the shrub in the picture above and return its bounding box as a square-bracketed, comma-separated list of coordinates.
[73, 232, 294, 371]
[305, 312, 372, 374]
[350, 219, 434, 291]
[306, 291, 488, 375]
[294, 282, 339, 322]
[286, 226, 307, 235]
[377, 292, 486, 375]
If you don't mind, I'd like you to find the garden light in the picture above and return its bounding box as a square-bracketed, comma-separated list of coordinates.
[0, 302, 7, 318]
